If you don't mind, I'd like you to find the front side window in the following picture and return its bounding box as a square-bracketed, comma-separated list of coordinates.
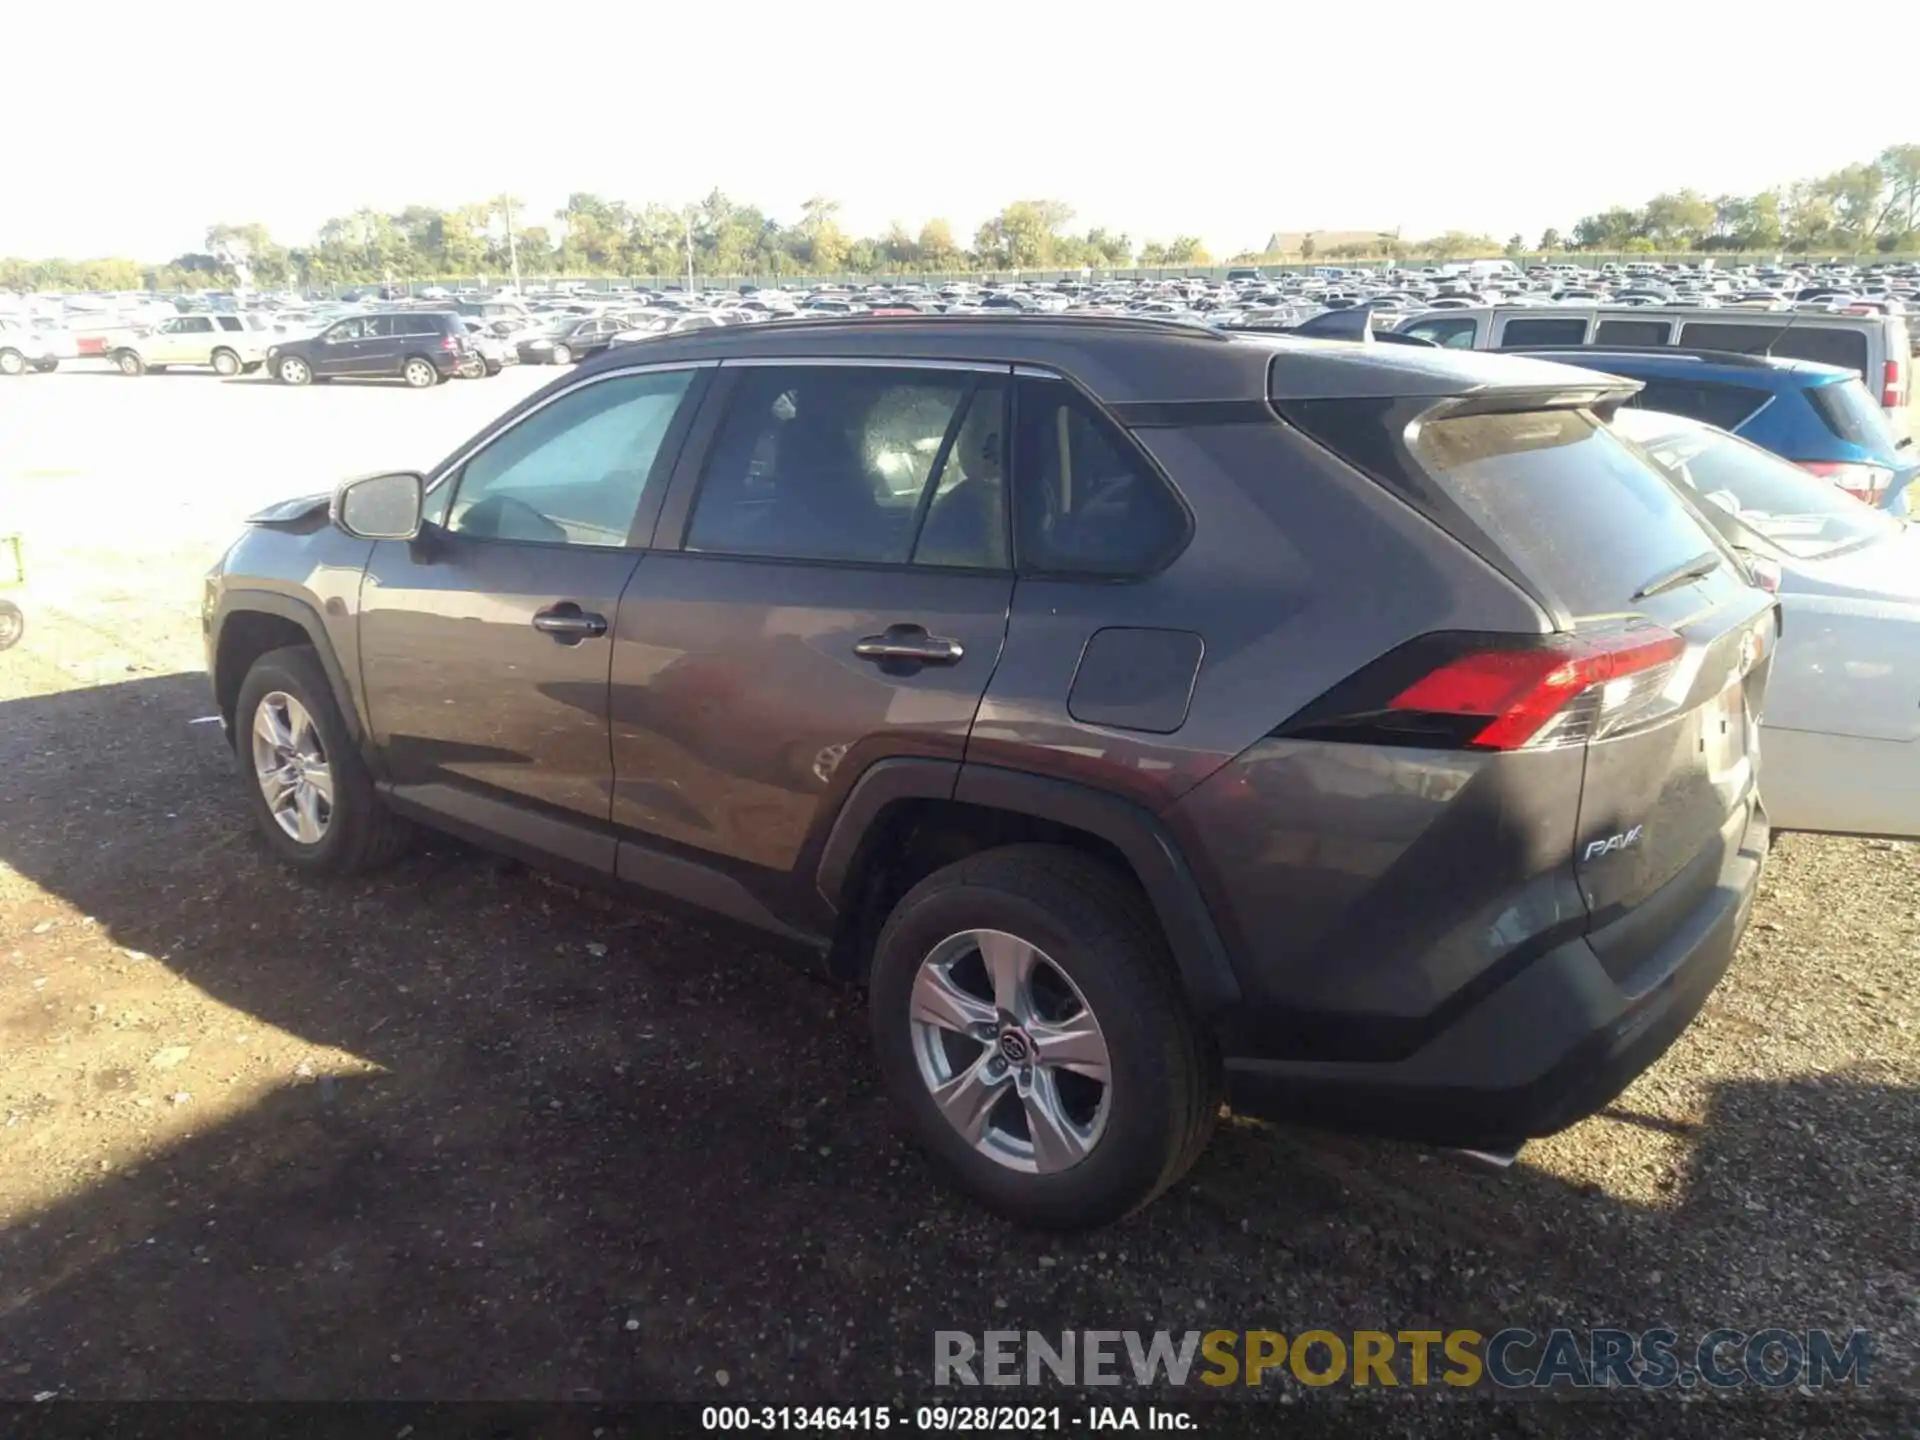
[447, 369, 697, 547]
[1404, 317, 1479, 348]
[685, 365, 1007, 567]
[179, 317, 215, 334]
[324, 319, 364, 344]
[1500, 317, 1589, 347]
[1011, 376, 1188, 576]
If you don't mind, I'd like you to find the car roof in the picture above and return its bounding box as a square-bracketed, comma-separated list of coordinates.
[569, 313, 1628, 406]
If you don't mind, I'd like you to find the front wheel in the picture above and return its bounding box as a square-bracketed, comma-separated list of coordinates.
[0, 599, 22, 650]
[211, 348, 241, 377]
[402, 356, 438, 388]
[868, 845, 1221, 1229]
[115, 349, 146, 376]
[235, 646, 411, 874]
[549, 343, 572, 366]
[276, 356, 311, 385]
[0, 348, 25, 376]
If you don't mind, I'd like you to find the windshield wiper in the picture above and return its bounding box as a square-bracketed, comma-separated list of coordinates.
[1633, 550, 1723, 600]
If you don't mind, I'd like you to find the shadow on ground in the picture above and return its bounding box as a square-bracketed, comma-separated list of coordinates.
[0, 675, 1912, 1415]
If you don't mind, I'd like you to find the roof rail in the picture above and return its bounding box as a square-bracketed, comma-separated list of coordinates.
[684, 311, 1232, 343]
[1494, 344, 1797, 369]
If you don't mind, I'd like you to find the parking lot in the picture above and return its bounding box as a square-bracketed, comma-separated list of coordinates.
[1, 366, 1916, 1420]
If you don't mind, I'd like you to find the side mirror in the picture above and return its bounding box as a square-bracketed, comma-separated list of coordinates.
[332, 471, 424, 541]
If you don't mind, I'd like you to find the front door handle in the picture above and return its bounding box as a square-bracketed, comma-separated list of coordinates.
[532, 603, 608, 642]
[853, 624, 965, 666]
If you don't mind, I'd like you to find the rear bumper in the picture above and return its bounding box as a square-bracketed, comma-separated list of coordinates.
[1224, 800, 1767, 1149]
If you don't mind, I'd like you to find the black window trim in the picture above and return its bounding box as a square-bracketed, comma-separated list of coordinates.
[1008, 364, 1197, 582]
[656, 356, 1019, 576]
[421, 363, 715, 552]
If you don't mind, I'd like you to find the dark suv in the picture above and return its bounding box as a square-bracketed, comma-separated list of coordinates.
[267, 310, 471, 388]
[204, 316, 1776, 1228]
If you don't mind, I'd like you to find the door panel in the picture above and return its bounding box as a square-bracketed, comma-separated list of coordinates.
[607, 556, 1012, 871]
[358, 533, 642, 865]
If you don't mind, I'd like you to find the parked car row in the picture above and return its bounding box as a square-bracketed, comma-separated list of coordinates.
[200, 308, 1920, 1231]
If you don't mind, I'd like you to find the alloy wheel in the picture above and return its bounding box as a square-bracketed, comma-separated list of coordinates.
[251, 691, 333, 844]
[405, 359, 435, 387]
[908, 929, 1112, 1174]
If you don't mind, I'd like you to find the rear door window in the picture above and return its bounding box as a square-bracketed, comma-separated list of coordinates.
[1409, 409, 1722, 617]
[1678, 321, 1770, 354]
[1499, 317, 1589, 347]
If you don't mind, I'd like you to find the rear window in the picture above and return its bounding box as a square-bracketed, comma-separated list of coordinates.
[1500, 317, 1589, 347]
[1622, 378, 1772, 431]
[1410, 410, 1722, 617]
[1595, 319, 1672, 346]
[1769, 326, 1869, 380]
[1805, 377, 1901, 452]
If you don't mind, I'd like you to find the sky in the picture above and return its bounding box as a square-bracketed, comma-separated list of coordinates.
[6, 2, 1907, 262]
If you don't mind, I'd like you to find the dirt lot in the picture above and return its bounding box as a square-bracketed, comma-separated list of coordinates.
[0, 363, 1916, 1425]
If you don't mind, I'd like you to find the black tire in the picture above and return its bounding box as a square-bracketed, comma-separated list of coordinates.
[401, 355, 439, 389]
[211, 348, 241, 377]
[32, 358, 58, 373]
[234, 645, 411, 875]
[550, 342, 573, 366]
[0, 599, 22, 651]
[868, 844, 1221, 1229]
[0, 348, 25, 376]
[115, 349, 146, 377]
[276, 356, 312, 386]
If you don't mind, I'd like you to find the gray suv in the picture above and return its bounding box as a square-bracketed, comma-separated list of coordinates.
[203, 315, 1776, 1228]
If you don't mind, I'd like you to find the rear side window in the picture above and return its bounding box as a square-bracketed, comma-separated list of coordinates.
[1623, 379, 1772, 431]
[1410, 410, 1721, 617]
[1595, 319, 1672, 346]
[1678, 322, 1769, 354]
[1011, 376, 1188, 576]
[1805, 378, 1900, 451]
[1500, 317, 1589, 347]
[217, 316, 244, 332]
[1402, 317, 1478, 348]
[1768, 326, 1869, 380]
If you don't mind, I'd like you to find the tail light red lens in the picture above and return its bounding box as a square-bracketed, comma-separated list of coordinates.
[1388, 628, 1687, 751]
[1797, 460, 1893, 504]
[440, 335, 460, 352]
[1885, 358, 1904, 410]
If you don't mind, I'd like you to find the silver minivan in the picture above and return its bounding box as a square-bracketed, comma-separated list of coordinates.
[1396, 304, 1911, 435]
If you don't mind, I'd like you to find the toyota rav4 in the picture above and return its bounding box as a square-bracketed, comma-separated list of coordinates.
[203, 315, 1776, 1228]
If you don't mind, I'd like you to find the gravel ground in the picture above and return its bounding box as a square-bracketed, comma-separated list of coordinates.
[0, 364, 1915, 1431]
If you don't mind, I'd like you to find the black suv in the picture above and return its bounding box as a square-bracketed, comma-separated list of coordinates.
[268, 310, 471, 388]
[204, 316, 1775, 1228]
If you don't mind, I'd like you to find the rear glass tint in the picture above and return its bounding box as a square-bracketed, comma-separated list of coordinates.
[1410, 410, 1720, 617]
[1768, 326, 1869, 380]
[1805, 377, 1900, 451]
[1595, 319, 1672, 346]
[1500, 317, 1589, 347]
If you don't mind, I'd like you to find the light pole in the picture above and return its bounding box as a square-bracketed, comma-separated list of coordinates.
[684, 207, 695, 294]
[501, 195, 523, 294]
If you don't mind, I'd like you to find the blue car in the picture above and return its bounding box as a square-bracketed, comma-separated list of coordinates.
[1499, 346, 1920, 516]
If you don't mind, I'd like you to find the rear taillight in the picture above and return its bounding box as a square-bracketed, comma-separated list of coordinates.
[1276, 626, 1689, 753]
[1742, 556, 1781, 594]
[1797, 460, 1894, 504]
[1884, 358, 1904, 409]
[440, 335, 459, 352]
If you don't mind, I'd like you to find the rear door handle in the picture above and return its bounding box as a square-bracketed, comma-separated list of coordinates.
[532, 603, 608, 642]
[853, 624, 965, 666]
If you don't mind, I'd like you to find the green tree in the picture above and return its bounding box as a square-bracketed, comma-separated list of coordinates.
[916, 218, 959, 269]
[1537, 227, 1563, 251]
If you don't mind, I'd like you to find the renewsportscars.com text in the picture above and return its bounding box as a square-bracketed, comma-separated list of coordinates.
[933, 1327, 1872, 1390]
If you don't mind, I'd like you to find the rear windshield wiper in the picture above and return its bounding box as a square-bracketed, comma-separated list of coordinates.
[1633, 550, 1723, 600]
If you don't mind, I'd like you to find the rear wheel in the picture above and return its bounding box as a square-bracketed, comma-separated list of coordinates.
[868, 845, 1221, 1229]
[32, 358, 59, 373]
[0, 599, 22, 650]
[276, 356, 311, 386]
[235, 646, 411, 874]
[402, 356, 438, 388]
[115, 349, 145, 376]
[211, 348, 241, 377]
[0, 349, 25, 376]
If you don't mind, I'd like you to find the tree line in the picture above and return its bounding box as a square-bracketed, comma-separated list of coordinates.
[3, 143, 1916, 293]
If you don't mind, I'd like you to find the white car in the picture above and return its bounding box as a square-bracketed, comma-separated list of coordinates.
[0, 315, 78, 374]
[107, 313, 273, 376]
[1616, 407, 1920, 839]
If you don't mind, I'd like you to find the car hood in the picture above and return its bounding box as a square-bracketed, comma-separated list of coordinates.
[246, 492, 332, 529]
[1782, 523, 1920, 603]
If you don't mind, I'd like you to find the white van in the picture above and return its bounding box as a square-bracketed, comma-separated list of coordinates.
[1396, 304, 1911, 432]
